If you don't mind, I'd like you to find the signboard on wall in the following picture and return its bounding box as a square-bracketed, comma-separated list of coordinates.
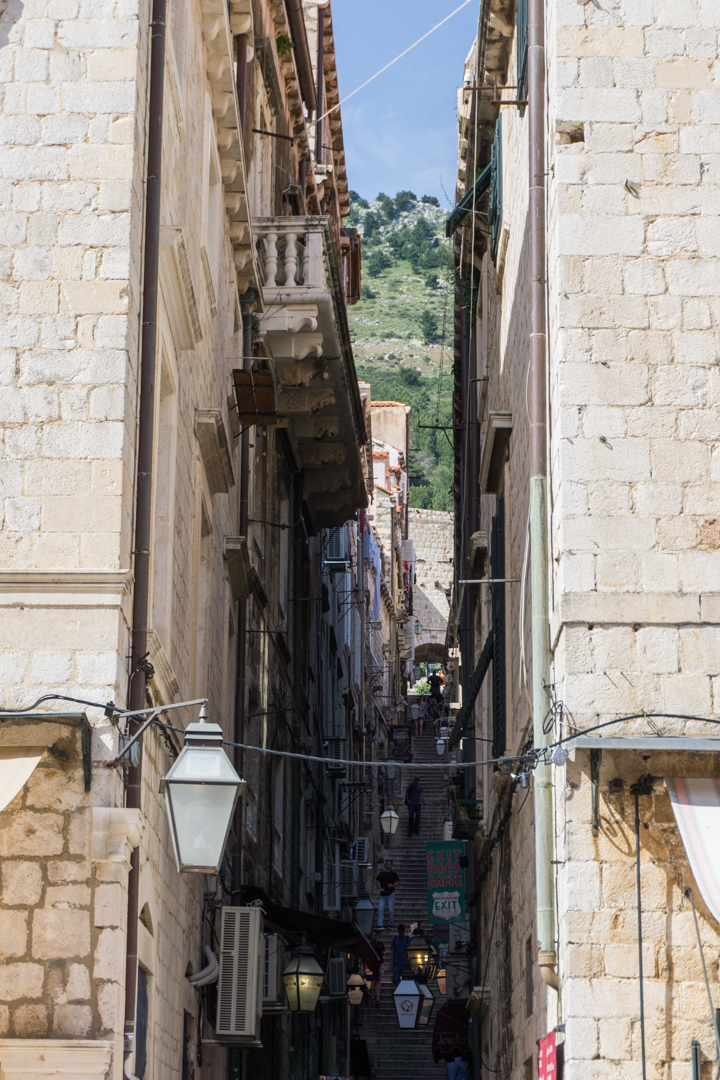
[538, 1031, 557, 1080]
[426, 841, 466, 924]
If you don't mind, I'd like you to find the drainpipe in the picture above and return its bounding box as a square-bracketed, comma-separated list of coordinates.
[231, 294, 254, 904]
[528, 0, 559, 994]
[124, 0, 167, 1060]
[236, 34, 248, 136]
[314, 4, 325, 163]
[285, 0, 318, 116]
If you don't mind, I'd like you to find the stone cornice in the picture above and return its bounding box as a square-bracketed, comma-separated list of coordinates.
[0, 1040, 113, 1079]
[0, 570, 133, 613]
[90, 807, 144, 867]
[551, 591, 720, 649]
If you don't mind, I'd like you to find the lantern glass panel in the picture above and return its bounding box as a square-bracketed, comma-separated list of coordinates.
[164, 780, 239, 872]
[393, 976, 421, 1029]
[354, 897, 375, 936]
[417, 982, 435, 1027]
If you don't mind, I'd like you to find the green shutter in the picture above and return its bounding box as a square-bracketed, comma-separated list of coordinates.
[516, 0, 528, 99]
[489, 116, 503, 263]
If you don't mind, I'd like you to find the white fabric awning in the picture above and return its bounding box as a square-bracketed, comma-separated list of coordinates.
[666, 777, 720, 923]
[0, 747, 44, 812]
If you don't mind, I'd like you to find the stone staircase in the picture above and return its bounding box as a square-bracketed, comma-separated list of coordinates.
[357, 733, 453, 1080]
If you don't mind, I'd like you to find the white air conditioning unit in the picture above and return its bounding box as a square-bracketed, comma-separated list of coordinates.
[326, 737, 346, 779]
[216, 907, 264, 1043]
[446, 955, 472, 1000]
[326, 956, 346, 997]
[354, 837, 370, 864]
[325, 529, 350, 573]
[262, 933, 284, 1009]
[340, 858, 358, 901]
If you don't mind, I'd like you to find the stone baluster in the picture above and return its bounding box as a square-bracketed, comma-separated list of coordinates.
[302, 233, 310, 286]
[284, 231, 298, 286]
[264, 230, 278, 286]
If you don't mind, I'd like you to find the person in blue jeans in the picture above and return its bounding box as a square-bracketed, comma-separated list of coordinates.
[375, 859, 400, 929]
[405, 777, 424, 836]
[391, 924, 412, 986]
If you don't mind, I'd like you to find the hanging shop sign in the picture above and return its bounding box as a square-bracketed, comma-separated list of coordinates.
[426, 842, 466, 924]
[538, 1031, 557, 1080]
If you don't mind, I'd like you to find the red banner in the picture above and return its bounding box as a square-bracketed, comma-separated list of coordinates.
[538, 1032, 556, 1080]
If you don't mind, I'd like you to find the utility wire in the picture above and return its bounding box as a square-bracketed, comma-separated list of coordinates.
[315, 1, 473, 124]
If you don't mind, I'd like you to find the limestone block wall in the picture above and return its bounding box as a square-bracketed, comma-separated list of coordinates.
[408, 508, 453, 652]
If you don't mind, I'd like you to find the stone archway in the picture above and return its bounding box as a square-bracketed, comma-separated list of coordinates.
[414, 642, 445, 663]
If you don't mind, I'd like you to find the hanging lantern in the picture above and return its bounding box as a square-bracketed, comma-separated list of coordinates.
[282, 936, 325, 1013]
[380, 807, 399, 834]
[414, 617, 422, 636]
[385, 758, 398, 780]
[406, 932, 437, 980]
[353, 893, 376, 936]
[436, 968, 447, 996]
[160, 706, 245, 873]
[417, 982, 436, 1027]
[436, 738, 446, 756]
[393, 975, 421, 1029]
[410, 704, 420, 721]
[347, 973, 365, 1006]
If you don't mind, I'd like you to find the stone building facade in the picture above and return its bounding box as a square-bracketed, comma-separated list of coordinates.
[447, 3, 720, 1080]
[408, 508, 453, 663]
[0, 1, 373, 1079]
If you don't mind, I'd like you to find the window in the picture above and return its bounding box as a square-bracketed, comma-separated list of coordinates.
[516, 0, 528, 101]
[278, 482, 290, 628]
[201, 95, 223, 309]
[489, 117, 503, 263]
[491, 494, 506, 758]
[273, 759, 285, 876]
[151, 345, 178, 653]
[245, 709, 261, 841]
[193, 497, 212, 697]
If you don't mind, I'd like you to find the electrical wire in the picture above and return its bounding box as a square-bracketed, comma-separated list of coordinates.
[315, 1, 473, 124]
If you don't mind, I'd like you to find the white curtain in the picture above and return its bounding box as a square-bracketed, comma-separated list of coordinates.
[0, 747, 44, 812]
[666, 777, 720, 923]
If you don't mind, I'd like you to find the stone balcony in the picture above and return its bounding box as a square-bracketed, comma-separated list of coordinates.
[255, 216, 368, 527]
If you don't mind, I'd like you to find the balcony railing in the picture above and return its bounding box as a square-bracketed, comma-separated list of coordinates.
[255, 218, 326, 292]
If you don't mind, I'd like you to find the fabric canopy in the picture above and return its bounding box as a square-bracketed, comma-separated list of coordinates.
[432, 1001, 470, 1063]
[666, 777, 720, 923]
[0, 747, 44, 812]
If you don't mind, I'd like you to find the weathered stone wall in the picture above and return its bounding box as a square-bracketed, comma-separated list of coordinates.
[408, 508, 453, 654]
[467, 0, 720, 1075]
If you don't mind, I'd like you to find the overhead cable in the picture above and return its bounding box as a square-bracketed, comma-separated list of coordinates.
[315, 0, 473, 124]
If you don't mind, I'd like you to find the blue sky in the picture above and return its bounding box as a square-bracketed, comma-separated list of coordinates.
[331, 1, 479, 207]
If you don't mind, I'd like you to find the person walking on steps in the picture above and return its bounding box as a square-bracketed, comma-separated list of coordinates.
[391, 923, 412, 986]
[405, 776, 424, 836]
[375, 859, 400, 929]
[364, 930, 385, 1007]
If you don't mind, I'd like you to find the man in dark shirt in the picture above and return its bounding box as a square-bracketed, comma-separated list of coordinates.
[405, 777, 424, 836]
[375, 859, 400, 929]
[429, 671, 443, 701]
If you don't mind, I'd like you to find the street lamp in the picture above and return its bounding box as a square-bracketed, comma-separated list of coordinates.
[414, 617, 422, 636]
[436, 738, 446, 756]
[380, 807, 399, 835]
[353, 893, 375, 936]
[436, 968, 447, 996]
[160, 705, 245, 873]
[406, 932, 438, 981]
[347, 973, 365, 1006]
[417, 982, 436, 1027]
[385, 758, 398, 779]
[282, 936, 325, 1013]
[393, 974, 421, 1029]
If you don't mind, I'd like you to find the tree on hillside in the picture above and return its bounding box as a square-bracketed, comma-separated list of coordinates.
[366, 250, 390, 278]
[394, 190, 417, 213]
[420, 310, 439, 343]
[376, 192, 397, 221]
[421, 195, 440, 206]
[362, 211, 381, 238]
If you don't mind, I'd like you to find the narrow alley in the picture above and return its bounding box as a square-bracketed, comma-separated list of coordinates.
[361, 733, 452, 1080]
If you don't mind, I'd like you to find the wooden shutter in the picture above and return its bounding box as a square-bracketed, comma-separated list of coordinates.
[489, 117, 503, 263]
[516, 0, 528, 99]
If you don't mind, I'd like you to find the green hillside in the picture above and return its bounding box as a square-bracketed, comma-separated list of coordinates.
[347, 191, 454, 510]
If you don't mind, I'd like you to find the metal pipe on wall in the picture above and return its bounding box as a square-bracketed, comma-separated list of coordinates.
[285, 0, 318, 115]
[124, 0, 167, 1058]
[236, 34, 248, 136]
[231, 296, 254, 903]
[315, 5, 325, 163]
[528, 0, 559, 994]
